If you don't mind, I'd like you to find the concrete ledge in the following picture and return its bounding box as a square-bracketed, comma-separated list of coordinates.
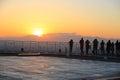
[0, 53, 120, 62]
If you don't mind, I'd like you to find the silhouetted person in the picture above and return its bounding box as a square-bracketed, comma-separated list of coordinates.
[111, 42, 114, 55]
[21, 48, 24, 52]
[69, 39, 74, 55]
[118, 42, 120, 56]
[79, 38, 84, 56]
[100, 40, 105, 55]
[115, 40, 119, 56]
[93, 39, 99, 55]
[59, 48, 61, 53]
[85, 40, 90, 55]
[106, 40, 111, 55]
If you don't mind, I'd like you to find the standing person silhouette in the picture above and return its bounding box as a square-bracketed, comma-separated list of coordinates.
[115, 40, 119, 56]
[21, 48, 24, 53]
[93, 39, 99, 55]
[69, 39, 74, 55]
[106, 40, 111, 56]
[118, 42, 120, 56]
[79, 38, 84, 56]
[85, 40, 90, 55]
[100, 40, 105, 55]
[111, 42, 114, 55]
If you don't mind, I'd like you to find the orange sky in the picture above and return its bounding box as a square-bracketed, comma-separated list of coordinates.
[0, 0, 120, 39]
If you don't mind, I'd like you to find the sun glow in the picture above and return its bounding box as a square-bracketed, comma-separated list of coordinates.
[33, 29, 43, 37]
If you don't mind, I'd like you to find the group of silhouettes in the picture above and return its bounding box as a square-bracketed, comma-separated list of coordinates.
[69, 38, 120, 56]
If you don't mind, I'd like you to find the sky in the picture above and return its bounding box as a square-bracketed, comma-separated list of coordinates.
[0, 0, 120, 39]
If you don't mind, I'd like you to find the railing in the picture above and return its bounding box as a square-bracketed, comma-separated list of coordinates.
[0, 40, 118, 56]
[0, 40, 69, 54]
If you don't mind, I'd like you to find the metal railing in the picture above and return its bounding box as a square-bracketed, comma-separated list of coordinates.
[0, 40, 118, 56]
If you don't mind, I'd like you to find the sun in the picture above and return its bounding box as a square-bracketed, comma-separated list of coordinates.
[33, 29, 43, 37]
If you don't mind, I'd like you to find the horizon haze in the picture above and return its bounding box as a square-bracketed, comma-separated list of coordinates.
[0, 33, 119, 42]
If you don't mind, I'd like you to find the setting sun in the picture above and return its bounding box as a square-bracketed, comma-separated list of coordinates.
[33, 29, 43, 37]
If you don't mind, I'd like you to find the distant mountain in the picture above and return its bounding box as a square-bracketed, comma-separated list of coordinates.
[39, 33, 119, 43]
[0, 33, 119, 43]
